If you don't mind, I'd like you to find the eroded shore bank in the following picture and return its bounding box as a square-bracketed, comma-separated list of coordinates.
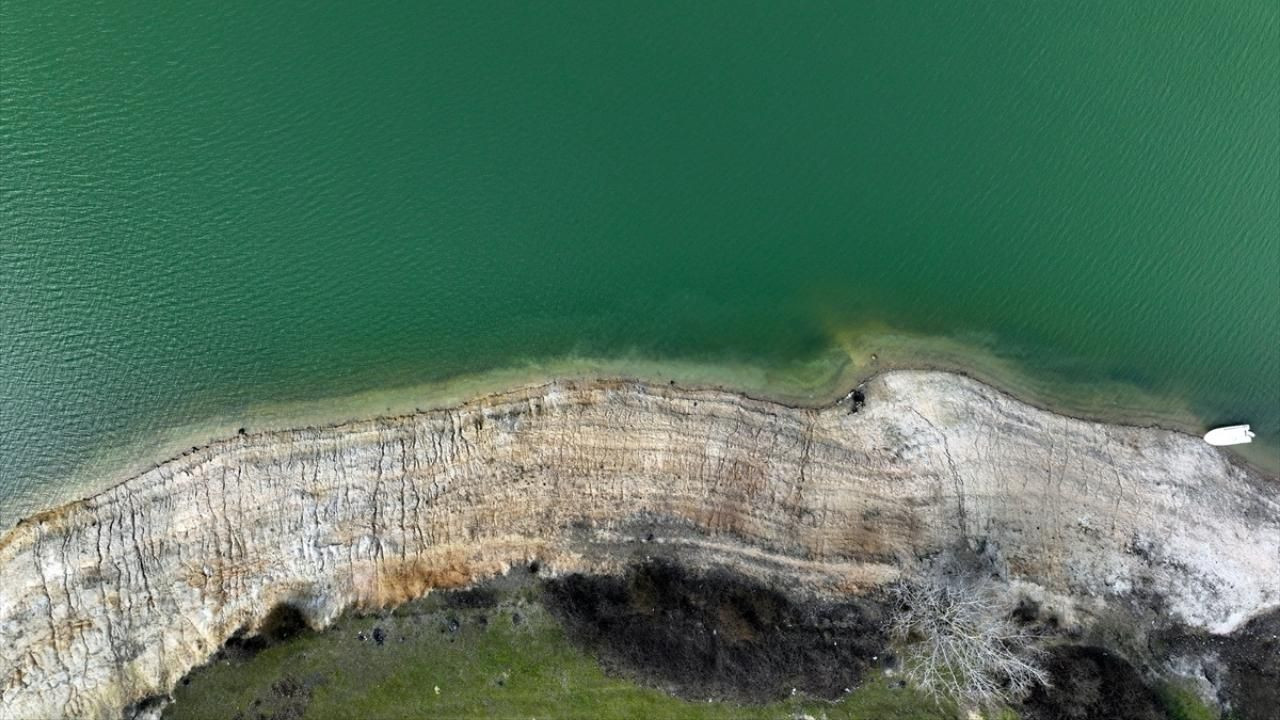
[9, 336, 1277, 531]
[1, 370, 1277, 719]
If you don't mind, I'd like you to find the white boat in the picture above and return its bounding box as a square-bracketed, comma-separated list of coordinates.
[1204, 424, 1255, 446]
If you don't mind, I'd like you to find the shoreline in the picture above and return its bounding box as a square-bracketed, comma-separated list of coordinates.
[1, 369, 1277, 718]
[9, 363, 1276, 537]
[6, 337, 1276, 528]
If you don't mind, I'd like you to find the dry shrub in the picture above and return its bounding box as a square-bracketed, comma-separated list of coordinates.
[887, 573, 1048, 709]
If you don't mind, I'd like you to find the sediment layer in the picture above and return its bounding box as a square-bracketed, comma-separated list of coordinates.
[1, 371, 1277, 719]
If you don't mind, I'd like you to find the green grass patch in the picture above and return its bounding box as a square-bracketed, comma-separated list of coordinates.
[166, 599, 958, 720]
[1157, 681, 1219, 720]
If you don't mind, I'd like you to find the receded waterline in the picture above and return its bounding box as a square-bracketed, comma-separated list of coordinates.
[7, 327, 1273, 529]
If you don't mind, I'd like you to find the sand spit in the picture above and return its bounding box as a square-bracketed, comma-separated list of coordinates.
[1, 371, 1276, 719]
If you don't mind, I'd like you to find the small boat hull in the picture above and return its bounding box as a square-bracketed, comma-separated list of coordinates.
[1204, 424, 1255, 446]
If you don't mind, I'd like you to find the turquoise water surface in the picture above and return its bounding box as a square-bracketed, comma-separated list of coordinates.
[2, 2, 1278, 522]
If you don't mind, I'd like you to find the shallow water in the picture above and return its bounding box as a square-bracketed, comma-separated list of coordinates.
[2, 2, 1277, 523]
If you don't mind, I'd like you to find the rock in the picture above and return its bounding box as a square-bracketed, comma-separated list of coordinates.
[0, 371, 1276, 719]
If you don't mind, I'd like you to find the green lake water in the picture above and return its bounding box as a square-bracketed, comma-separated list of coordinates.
[2, 1, 1278, 523]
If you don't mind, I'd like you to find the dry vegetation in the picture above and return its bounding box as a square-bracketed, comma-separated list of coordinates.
[887, 573, 1049, 710]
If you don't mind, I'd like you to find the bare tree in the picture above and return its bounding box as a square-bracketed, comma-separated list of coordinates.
[887, 573, 1049, 709]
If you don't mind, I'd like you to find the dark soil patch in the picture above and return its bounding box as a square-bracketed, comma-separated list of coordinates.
[542, 559, 889, 703]
[123, 694, 167, 720]
[1159, 607, 1280, 720]
[445, 586, 499, 609]
[221, 630, 269, 661]
[1022, 646, 1165, 720]
[225, 673, 319, 720]
[1218, 609, 1280, 720]
[219, 603, 312, 661]
[259, 603, 311, 642]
